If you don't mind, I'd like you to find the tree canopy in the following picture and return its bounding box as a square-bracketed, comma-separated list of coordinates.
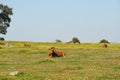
[72, 37, 80, 44]
[99, 39, 110, 43]
[0, 4, 13, 35]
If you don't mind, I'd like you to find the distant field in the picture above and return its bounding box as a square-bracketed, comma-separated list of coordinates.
[0, 41, 120, 80]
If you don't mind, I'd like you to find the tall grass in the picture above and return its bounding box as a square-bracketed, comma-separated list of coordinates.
[0, 41, 120, 80]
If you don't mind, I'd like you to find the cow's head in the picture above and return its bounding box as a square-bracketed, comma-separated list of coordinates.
[48, 47, 56, 58]
[48, 47, 55, 51]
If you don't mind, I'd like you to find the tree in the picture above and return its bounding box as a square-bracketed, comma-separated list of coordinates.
[0, 4, 13, 35]
[99, 39, 110, 43]
[56, 39, 62, 43]
[72, 37, 80, 44]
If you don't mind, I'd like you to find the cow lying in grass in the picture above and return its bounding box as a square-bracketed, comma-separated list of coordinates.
[48, 47, 66, 58]
[24, 42, 31, 47]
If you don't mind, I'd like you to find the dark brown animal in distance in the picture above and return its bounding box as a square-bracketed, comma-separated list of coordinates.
[24, 42, 31, 47]
[103, 43, 108, 48]
[48, 47, 66, 58]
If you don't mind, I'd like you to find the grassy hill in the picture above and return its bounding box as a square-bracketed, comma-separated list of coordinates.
[0, 41, 120, 80]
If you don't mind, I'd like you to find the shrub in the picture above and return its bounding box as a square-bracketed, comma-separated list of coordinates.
[0, 37, 4, 41]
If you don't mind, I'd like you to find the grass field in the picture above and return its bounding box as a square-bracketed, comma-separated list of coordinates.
[0, 41, 120, 80]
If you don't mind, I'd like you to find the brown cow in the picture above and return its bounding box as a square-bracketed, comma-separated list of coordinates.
[24, 42, 31, 47]
[103, 43, 108, 48]
[48, 47, 66, 58]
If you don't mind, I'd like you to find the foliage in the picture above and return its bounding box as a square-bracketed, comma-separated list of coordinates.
[0, 37, 4, 40]
[0, 4, 13, 35]
[72, 37, 80, 44]
[99, 39, 110, 43]
[55, 39, 62, 43]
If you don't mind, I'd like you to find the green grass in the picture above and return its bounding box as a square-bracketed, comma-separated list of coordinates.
[0, 41, 120, 80]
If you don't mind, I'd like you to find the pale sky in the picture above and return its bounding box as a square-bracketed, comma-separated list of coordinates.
[0, 0, 120, 43]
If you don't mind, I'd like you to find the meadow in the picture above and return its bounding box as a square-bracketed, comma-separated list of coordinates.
[0, 41, 120, 80]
